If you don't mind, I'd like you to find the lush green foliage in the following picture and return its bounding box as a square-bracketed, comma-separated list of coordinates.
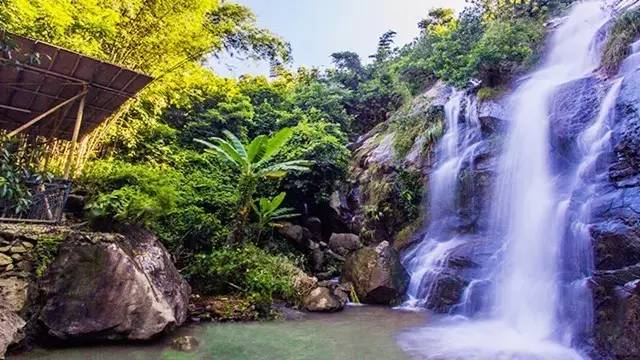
[0, 0, 571, 307]
[602, 8, 640, 74]
[191, 244, 302, 306]
[196, 128, 311, 243]
[278, 120, 350, 204]
[81, 160, 182, 226]
[469, 0, 575, 19]
[391, 103, 444, 160]
[0, 139, 52, 215]
[420, 10, 544, 87]
[0, 0, 289, 75]
[34, 234, 65, 277]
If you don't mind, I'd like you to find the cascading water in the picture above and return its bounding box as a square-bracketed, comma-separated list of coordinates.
[402, 90, 483, 309]
[398, 2, 617, 358]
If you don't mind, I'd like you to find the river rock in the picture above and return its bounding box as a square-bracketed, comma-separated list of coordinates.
[303, 286, 347, 312]
[278, 223, 312, 251]
[342, 241, 408, 304]
[39, 228, 190, 341]
[170, 335, 199, 352]
[0, 307, 24, 359]
[610, 70, 640, 187]
[9, 246, 26, 254]
[304, 217, 323, 242]
[0, 255, 11, 267]
[328, 233, 362, 256]
[423, 271, 468, 312]
[456, 138, 499, 232]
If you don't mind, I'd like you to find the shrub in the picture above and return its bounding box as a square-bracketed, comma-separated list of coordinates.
[80, 160, 182, 227]
[427, 12, 544, 87]
[469, 17, 544, 86]
[278, 120, 350, 206]
[190, 244, 303, 306]
[602, 8, 640, 74]
[392, 104, 444, 160]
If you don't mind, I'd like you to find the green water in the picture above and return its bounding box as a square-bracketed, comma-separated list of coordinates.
[11, 306, 424, 360]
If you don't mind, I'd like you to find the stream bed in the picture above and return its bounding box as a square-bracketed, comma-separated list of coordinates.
[10, 306, 424, 360]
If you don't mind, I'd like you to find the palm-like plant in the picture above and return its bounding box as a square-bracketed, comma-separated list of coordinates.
[253, 192, 299, 242]
[195, 127, 311, 243]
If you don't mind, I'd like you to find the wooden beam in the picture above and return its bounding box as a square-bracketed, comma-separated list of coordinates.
[6, 90, 87, 137]
[63, 92, 86, 179]
[4, 84, 115, 114]
[0, 104, 31, 113]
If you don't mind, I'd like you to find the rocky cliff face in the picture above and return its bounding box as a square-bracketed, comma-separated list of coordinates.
[340, 48, 640, 356]
[334, 82, 507, 309]
[590, 69, 640, 358]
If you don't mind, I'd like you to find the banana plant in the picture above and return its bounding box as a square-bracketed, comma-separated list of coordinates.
[195, 127, 311, 244]
[252, 192, 300, 242]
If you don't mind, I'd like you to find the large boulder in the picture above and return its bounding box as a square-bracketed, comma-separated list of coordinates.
[38, 229, 190, 341]
[0, 307, 24, 359]
[342, 241, 408, 304]
[422, 271, 468, 313]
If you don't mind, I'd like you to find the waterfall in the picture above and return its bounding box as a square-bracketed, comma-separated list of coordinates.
[398, 2, 615, 358]
[490, 0, 608, 340]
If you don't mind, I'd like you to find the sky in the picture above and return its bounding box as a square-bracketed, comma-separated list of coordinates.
[209, 0, 468, 77]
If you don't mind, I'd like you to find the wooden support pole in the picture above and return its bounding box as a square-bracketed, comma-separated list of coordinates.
[63, 92, 86, 179]
[7, 90, 88, 137]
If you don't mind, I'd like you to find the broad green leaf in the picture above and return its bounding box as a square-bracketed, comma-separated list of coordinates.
[261, 170, 288, 179]
[270, 192, 286, 209]
[195, 138, 244, 166]
[246, 135, 267, 162]
[258, 127, 293, 164]
[223, 130, 248, 160]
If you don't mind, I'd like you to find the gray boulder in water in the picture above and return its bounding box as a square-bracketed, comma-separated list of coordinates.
[0, 307, 24, 359]
[303, 285, 348, 312]
[342, 241, 408, 304]
[38, 228, 190, 341]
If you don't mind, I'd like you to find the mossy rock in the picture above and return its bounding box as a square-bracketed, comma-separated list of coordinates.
[342, 241, 408, 305]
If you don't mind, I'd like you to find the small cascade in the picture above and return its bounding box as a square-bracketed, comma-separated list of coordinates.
[557, 78, 623, 343]
[401, 90, 483, 309]
[620, 39, 640, 74]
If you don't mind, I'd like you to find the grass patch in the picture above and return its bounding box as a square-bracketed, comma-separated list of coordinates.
[34, 235, 65, 277]
[602, 9, 640, 74]
[391, 102, 444, 160]
[477, 86, 507, 101]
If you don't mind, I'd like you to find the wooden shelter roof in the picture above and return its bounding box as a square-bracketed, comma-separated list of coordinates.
[0, 32, 153, 140]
